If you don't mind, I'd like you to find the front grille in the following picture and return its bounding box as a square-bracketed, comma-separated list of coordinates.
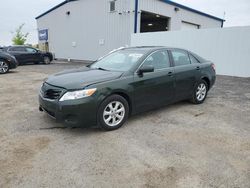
[41, 83, 63, 100]
[44, 89, 62, 100]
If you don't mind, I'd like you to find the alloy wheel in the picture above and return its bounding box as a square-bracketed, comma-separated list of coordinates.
[44, 56, 50, 64]
[103, 101, 125, 127]
[196, 83, 207, 101]
[0, 61, 9, 74]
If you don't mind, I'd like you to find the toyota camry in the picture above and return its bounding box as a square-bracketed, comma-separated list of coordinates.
[39, 47, 216, 130]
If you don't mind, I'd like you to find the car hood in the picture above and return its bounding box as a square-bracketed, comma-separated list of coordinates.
[0, 51, 12, 58]
[45, 67, 123, 90]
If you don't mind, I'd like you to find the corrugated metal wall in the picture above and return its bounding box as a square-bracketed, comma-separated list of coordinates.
[131, 26, 250, 77]
[37, 0, 133, 61]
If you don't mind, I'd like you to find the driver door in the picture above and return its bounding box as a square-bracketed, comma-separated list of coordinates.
[132, 50, 175, 113]
[25, 47, 40, 62]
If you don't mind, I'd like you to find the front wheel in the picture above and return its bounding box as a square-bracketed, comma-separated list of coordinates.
[190, 81, 208, 104]
[0, 60, 9, 74]
[43, 56, 51, 64]
[98, 95, 129, 131]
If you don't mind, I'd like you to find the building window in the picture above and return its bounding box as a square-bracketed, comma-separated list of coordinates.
[181, 21, 200, 30]
[110, 1, 116, 12]
[140, 11, 170, 33]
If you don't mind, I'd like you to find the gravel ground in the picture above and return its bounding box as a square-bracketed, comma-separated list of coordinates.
[0, 61, 250, 188]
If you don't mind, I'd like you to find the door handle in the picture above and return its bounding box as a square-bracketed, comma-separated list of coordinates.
[167, 71, 173, 77]
[196, 66, 200, 70]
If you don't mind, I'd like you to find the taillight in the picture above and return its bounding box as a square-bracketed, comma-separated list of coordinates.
[211, 63, 216, 71]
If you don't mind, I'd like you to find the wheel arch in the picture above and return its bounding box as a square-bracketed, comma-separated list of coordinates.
[0, 58, 8, 62]
[111, 91, 132, 115]
[98, 89, 132, 116]
[201, 76, 210, 90]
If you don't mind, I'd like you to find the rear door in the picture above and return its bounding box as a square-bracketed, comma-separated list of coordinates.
[170, 49, 201, 100]
[8, 47, 27, 64]
[133, 50, 175, 113]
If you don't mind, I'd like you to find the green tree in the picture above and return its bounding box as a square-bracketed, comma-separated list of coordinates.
[12, 24, 29, 45]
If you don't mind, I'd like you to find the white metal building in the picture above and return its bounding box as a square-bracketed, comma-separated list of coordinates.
[36, 0, 224, 61]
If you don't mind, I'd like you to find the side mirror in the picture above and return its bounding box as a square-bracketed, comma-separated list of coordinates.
[138, 65, 154, 76]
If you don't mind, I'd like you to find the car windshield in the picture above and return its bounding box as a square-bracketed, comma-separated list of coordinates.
[89, 49, 146, 71]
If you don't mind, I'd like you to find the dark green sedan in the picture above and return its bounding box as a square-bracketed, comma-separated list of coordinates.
[39, 47, 216, 130]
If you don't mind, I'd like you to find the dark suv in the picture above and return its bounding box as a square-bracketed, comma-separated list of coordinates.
[39, 47, 216, 130]
[3, 46, 53, 65]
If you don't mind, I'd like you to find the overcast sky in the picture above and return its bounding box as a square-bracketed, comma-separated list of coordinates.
[1, 0, 250, 46]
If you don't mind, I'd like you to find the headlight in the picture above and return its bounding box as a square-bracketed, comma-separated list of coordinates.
[59, 88, 97, 101]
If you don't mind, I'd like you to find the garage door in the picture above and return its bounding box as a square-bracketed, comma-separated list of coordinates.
[181, 21, 199, 30]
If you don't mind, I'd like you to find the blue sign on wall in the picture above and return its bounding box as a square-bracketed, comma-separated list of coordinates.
[38, 29, 48, 41]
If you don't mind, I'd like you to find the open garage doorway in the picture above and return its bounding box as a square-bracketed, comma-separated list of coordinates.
[140, 11, 170, 33]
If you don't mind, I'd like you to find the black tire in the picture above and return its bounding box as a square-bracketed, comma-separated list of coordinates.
[98, 94, 129, 131]
[0, 60, 9, 74]
[43, 56, 51, 64]
[190, 80, 208, 104]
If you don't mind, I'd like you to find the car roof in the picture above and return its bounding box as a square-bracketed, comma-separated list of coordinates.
[121, 46, 207, 62]
[6, 45, 31, 48]
[123, 46, 188, 51]
[122, 46, 189, 52]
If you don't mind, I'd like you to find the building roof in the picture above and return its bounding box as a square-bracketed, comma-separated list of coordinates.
[161, 0, 224, 22]
[36, 0, 224, 23]
[36, 0, 78, 19]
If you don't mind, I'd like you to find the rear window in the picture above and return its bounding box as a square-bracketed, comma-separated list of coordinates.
[189, 54, 200, 64]
[171, 50, 191, 66]
[190, 52, 207, 63]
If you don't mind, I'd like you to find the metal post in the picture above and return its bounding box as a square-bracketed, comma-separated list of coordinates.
[134, 0, 139, 33]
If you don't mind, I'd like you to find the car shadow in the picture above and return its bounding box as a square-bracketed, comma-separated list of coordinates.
[39, 114, 102, 135]
[2, 70, 19, 74]
[18, 62, 42, 66]
[128, 100, 191, 121]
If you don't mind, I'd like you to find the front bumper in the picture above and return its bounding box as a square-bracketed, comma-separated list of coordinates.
[39, 94, 98, 127]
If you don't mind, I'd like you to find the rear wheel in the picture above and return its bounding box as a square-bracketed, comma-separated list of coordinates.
[191, 80, 208, 104]
[98, 95, 129, 131]
[0, 60, 9, 74]
[43, 56, 51, 64]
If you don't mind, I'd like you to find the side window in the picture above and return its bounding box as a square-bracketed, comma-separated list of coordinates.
[143, 51, 170, 70]
[171, 50, 191, 66]
[9, 47, 26, 52]
[189, 54, 200, 64]
[8, 47, 18, 52]
[109, 1, 116, 12]
[26, 47, 37, 53]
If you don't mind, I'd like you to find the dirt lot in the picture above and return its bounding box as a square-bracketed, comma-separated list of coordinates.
[0, 61, 250, 188]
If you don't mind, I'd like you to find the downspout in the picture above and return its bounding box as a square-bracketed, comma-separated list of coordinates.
[134, 0, 139, 33]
